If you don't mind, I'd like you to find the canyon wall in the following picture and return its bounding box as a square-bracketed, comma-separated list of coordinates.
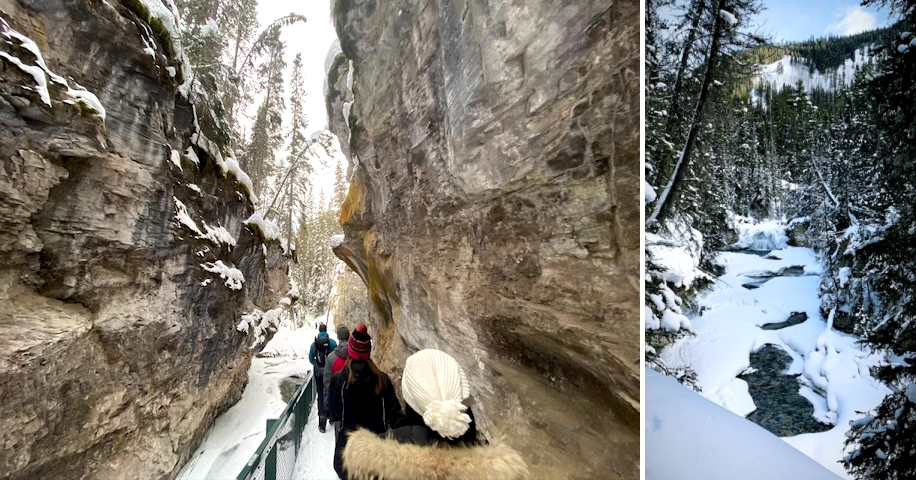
[325, 0, 639, 478]
[0, 2, 290, 479]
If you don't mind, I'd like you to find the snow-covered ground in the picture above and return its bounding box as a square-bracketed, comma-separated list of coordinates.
[177, 325, 339, 480]
[646, 368, 842, 480]
[658, 239, 890, 478]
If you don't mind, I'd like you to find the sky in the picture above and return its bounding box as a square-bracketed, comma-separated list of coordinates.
[751, 1, 894, 43]
[253, 0, 344, 200]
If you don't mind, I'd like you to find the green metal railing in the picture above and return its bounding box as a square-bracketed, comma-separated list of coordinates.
[236, 372, 315, 480]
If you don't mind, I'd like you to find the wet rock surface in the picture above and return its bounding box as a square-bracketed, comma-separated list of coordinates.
[739, 345, 833, 437]
[0, 3, 289, 479]
[326, 0, 639, 477]
[760, 312, 808, 330]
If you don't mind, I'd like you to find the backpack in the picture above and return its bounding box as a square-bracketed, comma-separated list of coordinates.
[315, 336, 332, 367]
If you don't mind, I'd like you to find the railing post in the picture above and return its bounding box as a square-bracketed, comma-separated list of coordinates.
[265, 418, 278, 480]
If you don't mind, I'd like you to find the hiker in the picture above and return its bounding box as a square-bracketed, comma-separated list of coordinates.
[324, 324, 350, 434]
[342, 349, 528, 480]
[309, 323, 337, 433]
[327, 323, 404, 479]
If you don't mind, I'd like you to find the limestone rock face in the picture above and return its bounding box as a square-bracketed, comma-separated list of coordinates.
[0, 2, 289, 479]
[327, 0, 639, 477]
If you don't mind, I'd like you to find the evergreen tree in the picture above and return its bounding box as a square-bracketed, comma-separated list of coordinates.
[244, 26, 286, 197]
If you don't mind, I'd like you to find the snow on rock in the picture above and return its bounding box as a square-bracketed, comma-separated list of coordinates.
[186, 184, 201, 194]
[0, 18, 105, 119]
[169, 148, 182, 171]
[184, 146, 200, 166]
[733, 219, 788, 250]
[646, 368, 842, 480]
[224, 157, 257, 205]
[133, 0, 196, 98]
[173, 197, 202, 235]
[201, 260, 244, 290]
[237, 306, 285, 348]
[200, 223, 236, 247]
[245, 213, 281, 241]
[330, 234, 345, 249]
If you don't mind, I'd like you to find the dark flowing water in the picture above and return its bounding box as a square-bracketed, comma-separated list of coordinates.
[739, 345, 833, 436]
[761, 312, 808, 330]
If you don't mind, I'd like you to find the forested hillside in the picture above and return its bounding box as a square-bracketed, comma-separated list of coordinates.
[174, 1, 346, 318]
[645, 0, 916, 477]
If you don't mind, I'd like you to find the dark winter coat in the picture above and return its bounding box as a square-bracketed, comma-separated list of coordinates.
[323, 342, 349, 409]
[308, 332, 337, 374]
[328, 361, 404, 479]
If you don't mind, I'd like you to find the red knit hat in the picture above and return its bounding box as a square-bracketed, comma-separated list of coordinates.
[348, 323, 371, 360]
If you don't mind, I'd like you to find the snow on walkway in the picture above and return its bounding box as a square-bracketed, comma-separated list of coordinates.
[292, 403, 339, 479]
[660, 244, 890, 479]
[177, 325, 339, 480]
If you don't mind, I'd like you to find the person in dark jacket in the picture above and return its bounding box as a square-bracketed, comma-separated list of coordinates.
[327, 323, 404, 479]
[309, 323, 337, 432]
[341, 349, 528, 480]
[324, 324, 350, 433]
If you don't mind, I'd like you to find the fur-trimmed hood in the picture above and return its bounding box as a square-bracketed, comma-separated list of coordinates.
[342, 429, 529, 480]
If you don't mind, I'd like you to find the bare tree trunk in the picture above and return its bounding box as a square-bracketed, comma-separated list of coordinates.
[650, 0, 726, 224]
[665, 0, 707, 137]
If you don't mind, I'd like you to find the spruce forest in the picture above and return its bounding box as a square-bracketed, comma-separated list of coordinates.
[645, 0, 916, 478]
[175, 0, 347, 318]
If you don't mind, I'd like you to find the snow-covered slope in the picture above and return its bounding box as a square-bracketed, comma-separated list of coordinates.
[752, 48, 873, 102]
[646, 368, 842, 480]
[659, 241, 890, 478]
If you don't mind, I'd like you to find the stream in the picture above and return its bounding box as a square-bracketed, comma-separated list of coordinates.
[660, 227, 890, 478]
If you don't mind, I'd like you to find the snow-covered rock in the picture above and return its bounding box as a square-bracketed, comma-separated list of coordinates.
[733, 219, 789, 250]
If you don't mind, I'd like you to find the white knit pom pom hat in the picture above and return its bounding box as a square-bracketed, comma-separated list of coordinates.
[401, 349, 472, 439]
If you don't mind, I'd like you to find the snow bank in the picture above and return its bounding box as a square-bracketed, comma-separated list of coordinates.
[201, 260, 244, 290]
[646, 368, 842, 480]
[646, 227, 704, 288]
[733, 219, 788, 250]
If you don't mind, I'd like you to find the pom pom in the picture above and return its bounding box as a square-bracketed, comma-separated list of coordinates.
[422, 399, 472, 439]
